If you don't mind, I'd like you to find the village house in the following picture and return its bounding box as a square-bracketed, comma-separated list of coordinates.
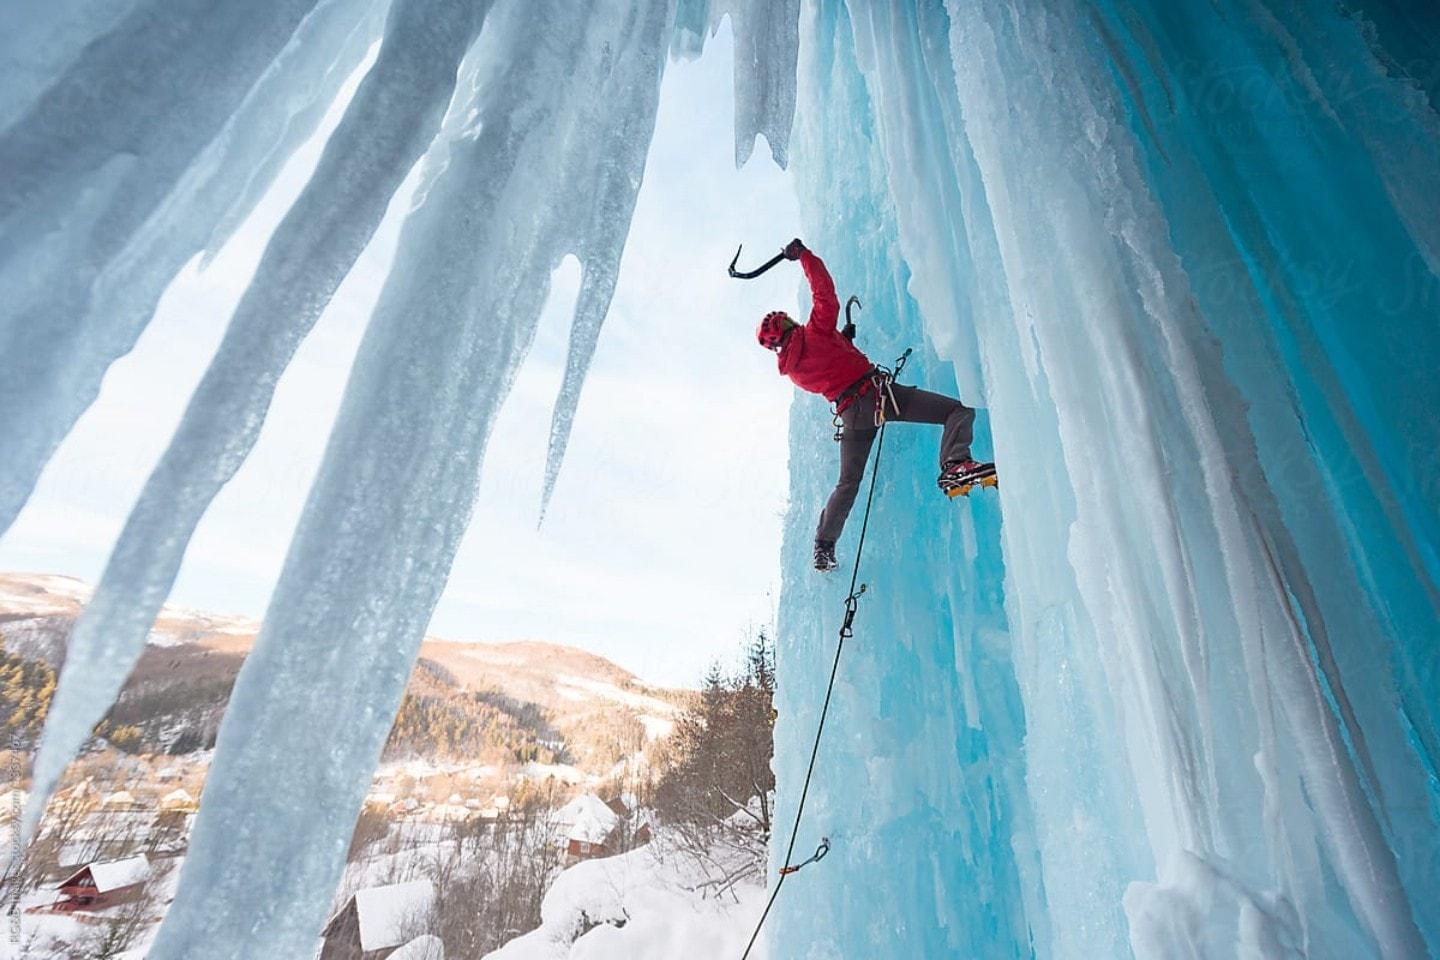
[553, 794, 621, 862]
[320, 879, 437, 960]
[49, 854, 150, 913]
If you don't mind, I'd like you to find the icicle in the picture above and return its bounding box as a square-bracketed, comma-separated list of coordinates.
[715, 0, 800, 167]
[147, 2, 675, 955]
[0, 0, 141, 131]
[22, 0, 488, 848]
[538, 0, 803, 518]
[671, 0, 712, 59]
[0, 0, 374, 535]
[539, 5, 670, 520]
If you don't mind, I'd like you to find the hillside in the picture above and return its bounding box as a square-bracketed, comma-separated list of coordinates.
[0, 572, 686, 776]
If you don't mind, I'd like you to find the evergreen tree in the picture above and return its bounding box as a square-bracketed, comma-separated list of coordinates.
[654, 628, 776, 835]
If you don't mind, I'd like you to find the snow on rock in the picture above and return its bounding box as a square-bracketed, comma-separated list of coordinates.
[354, 879, 437, 953]
[159, 789, 197, 810]
[553, 676, 677, 719]
[391, 934, 446, 960]
[484, 844, 767, 960]
[552, 795, 619, 845]
[636, 715, 674, 741]
[0, 572, 92, 613]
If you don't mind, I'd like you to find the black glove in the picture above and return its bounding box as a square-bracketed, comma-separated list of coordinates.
[782, 238, 807, 260]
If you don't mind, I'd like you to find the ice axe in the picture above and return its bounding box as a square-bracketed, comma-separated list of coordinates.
[727, 244, 786, 279]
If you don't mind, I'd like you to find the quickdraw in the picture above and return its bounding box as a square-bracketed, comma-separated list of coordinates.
[777, 838, 830, 877]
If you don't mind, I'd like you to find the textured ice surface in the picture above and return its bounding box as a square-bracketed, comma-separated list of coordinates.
[25, 0, 488, 848]
[144, 4, 675, 956]
[9, 0, 1437, 957]
[0, 0, 384, 533]
[17, 0, 798, 950]
[772, 1, 1438, 958]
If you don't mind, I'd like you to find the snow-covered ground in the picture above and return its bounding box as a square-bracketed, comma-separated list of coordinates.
[3, 854, 183, 959]
[485, 841, 768, 960]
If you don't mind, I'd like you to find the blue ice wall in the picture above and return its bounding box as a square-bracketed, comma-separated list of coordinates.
[773, 2, 1439, 958]
[773, 5, 1040, 957]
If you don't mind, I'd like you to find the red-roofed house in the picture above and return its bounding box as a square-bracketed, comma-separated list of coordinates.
[51, 855, 150, 912]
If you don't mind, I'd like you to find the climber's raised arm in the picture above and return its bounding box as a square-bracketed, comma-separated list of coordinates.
[786, 239, 839, 334]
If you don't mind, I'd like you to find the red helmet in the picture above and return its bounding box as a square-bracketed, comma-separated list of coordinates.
[757, 311, 792, 350]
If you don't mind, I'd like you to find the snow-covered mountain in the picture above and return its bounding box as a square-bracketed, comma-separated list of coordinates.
[0, 571, 682, 771]
[0, 572, 256, 667]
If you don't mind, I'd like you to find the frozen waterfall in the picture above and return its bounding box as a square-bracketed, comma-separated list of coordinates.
[4, 0, 1436, 958]
[774, 2, 1438, 958]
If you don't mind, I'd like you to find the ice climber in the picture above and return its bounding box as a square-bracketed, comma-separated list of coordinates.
[757, 239, 995, 572]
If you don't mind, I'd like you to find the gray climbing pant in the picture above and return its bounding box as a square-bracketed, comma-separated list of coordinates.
[815, 383, 975, 544]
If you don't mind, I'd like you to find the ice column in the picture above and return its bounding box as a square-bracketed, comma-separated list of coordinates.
[23, 0, 488, 843]
[147, 3, 674, 956]
[0, 0, 381, 533]
[770, 4, 1038, 958]
[772, 1, 1439, 958]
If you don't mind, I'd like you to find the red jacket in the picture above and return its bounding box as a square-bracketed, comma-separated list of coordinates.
[776, 251, 873, 401]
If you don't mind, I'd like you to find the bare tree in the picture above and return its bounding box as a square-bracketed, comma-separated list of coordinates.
[8, 789, 96, 893]
[417, 805, 563, 956]
[64, 883, 152, 959]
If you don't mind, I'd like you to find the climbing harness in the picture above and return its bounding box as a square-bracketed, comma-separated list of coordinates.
[739, 350, 910, 960]
[831, 347, 913, 441]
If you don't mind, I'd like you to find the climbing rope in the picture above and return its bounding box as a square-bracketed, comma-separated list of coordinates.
[739, 351, 908, 959]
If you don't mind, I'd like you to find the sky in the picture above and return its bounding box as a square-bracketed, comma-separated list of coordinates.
[0, 22, 807, 688]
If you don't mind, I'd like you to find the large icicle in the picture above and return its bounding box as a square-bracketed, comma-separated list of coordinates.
[22, 0, 489, 844]
[718, 0, 801, 166]
[537, 14, 671, 518]
[538, 0, 802, 515]
[0, 0, 380, 535]
[146, 2, 674, 955]
[0, 0, 140, 131]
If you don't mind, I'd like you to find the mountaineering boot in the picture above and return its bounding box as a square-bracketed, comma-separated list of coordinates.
[938, 459, 997, 498]
[813, 539, 838, 572]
